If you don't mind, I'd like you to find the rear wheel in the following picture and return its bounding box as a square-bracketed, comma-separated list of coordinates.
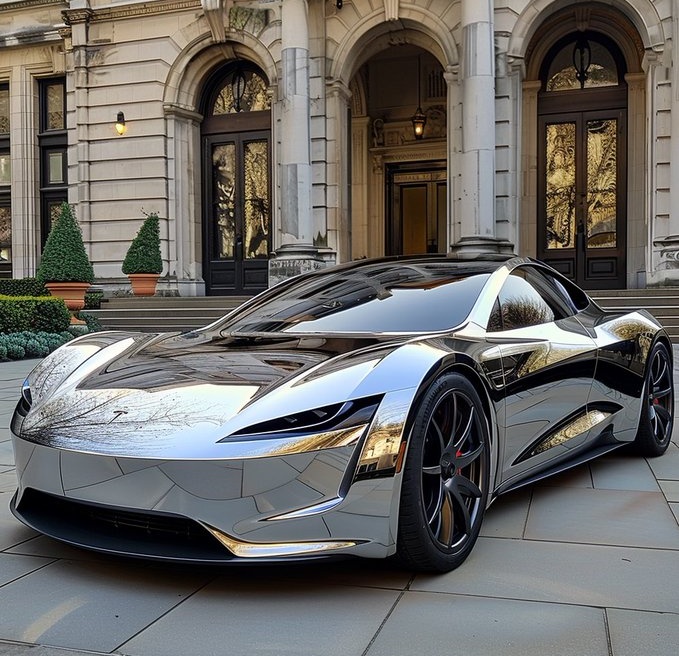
[397, 373, 490, 572]
[633, 342, 674, 457]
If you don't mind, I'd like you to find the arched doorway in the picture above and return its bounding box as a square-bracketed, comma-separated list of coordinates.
[349, 45, 448, 259]
[538, 32, 628, 288]
[523, 4, 646, 290]
[200, 62, 271, 295]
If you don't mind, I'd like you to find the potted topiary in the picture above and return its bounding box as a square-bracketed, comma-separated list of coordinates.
[122, 212, 163, 296]
[36, 202, 94, 315]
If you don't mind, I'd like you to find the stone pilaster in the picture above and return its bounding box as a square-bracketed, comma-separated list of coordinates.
[655, 3, 679, 283]
[269, 0, 322, 285]
[450, 0, 511, 257]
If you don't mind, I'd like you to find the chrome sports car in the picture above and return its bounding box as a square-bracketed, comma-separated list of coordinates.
[10, 255, 675, 572]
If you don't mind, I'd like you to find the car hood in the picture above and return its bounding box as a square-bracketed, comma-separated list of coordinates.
[18, 329, 437, 458]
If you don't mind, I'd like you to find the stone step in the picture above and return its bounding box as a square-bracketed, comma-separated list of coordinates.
[87, 296, 250, 332]
[589, 291, 679, 342]
[86, 291, 679, 341]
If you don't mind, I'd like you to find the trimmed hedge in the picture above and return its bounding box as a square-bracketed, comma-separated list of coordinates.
[0, 278, 48, 297]
[0, 295, 71, 334]
[0, 330, 73, 361]
[122, 212, 163, 275]
[36, 202, 95, 284]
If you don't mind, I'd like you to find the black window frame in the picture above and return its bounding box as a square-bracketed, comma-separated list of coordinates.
[38, 77, 67, 246]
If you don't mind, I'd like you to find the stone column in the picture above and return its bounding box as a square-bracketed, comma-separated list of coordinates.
[654, 3, 679, 283]
[450, 0, 509, 256]
[269, 0, 322, 284]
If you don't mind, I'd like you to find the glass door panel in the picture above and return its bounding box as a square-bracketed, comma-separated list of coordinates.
[539, 110, 625, 289]
[205, 132, 270, 294]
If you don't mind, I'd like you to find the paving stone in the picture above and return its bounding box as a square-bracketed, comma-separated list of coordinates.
[535, 461, 593, 488]
[646, 443, 679, 480]
[524, 486, 679, 548]
[590, 455, 659, 491]
[0, 493, 38, 551]
[658, 479, 679, 502]
[0, 559, 213, 653]
[0, 553, 53, 587]
[120, 577, 400, 656]
[480, 488, 531, 539]
[0, 441, 14, 467]
[411, 537, 679, 613]
[365, 592, 609, 656]
[670, 502, 679, 523]
[608, 608, 679, 656]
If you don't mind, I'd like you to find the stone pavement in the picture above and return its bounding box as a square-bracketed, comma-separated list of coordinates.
[0, 356, 678, 656]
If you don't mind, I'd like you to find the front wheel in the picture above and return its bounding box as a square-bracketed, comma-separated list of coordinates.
[633, 341, 674, 457]
[396, 373, 490, 572]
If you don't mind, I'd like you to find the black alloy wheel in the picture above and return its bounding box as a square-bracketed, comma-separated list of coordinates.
[397, 373, 490, 572]
[634, 341, 674, 457]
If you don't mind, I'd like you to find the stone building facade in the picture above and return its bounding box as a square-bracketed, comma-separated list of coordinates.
[1, 0, 679, 294]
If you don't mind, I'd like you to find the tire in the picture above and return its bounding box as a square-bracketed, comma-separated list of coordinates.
[396, 373, 490, 572]
[633, 341, 674, 457]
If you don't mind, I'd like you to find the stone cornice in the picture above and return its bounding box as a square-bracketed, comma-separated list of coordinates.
[0, 0, 66, 13]
[62, 0, 201, 26]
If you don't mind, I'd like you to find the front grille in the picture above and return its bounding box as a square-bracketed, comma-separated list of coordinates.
[16, 488, 234, 562]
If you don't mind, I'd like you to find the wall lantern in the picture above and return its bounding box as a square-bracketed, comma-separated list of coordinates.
[411, 56, 426, 139]
[411, 107, 426, 140]
[115, 111, 126, 136]
[573, 34, 591, 89]
[231, 66, 248, 113]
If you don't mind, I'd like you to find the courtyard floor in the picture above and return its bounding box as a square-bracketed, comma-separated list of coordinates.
[1, 355, 678, 656]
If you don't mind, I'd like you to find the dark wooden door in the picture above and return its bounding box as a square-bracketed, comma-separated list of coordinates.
[387, 163, 447, 255]
[204, 132, 270, 295]
[538, 106, 627, 289]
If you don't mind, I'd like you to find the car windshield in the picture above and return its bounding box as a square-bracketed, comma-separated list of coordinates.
[217, 261, 492, 335]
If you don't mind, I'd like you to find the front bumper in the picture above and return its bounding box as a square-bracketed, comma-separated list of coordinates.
[10, 416, 408, 563]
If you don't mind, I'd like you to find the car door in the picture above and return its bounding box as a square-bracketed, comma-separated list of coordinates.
[486, 265, 598, 489]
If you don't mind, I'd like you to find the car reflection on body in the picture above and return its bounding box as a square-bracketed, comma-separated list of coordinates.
[10, 255, 674, 572]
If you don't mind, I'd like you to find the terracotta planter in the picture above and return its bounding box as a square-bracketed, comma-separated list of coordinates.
[128, 273, 159, 297]
[45, 281, 91, 312]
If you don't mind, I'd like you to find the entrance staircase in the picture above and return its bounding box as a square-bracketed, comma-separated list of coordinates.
[86, 289, 679, 342]
[588, 288, 679, 343]
[86, 296, 251, 333]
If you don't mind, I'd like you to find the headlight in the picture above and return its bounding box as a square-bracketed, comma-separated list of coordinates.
[219, 395, 382, 442]
[16, 378, 32, 417]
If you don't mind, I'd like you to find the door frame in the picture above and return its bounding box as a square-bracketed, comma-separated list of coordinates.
[385, 160, 447, 256]
[537, 96, 627, 289]
[202, 130, 271, 295]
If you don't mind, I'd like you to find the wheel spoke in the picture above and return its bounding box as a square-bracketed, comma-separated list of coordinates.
[652, 385, 673, 400]
[423, 464, 442, 476]
[447, 481, 472, 538]
[438, 491, 454, 546]
[453, 405, 474, 450]
[425, 480, 444, 528]
[452, 443, 484, 470]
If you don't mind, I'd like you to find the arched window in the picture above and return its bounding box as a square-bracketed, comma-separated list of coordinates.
[541, 32, 625, 92]
[209, 65, 270, 116]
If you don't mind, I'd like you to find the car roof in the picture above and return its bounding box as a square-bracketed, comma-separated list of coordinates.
[314, 253, 516, 276]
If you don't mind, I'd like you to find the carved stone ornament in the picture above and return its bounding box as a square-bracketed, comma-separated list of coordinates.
[653, 235, 679, 269]
[384, 0, 399, 22]
[202, 0, 231, 43]
[653, 236, 679, 269]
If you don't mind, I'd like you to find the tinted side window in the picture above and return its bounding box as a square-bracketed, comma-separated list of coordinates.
[489, 270, 555, 331]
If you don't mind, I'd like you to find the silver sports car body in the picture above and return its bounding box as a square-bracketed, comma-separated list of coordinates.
[10, 256, 675, 571]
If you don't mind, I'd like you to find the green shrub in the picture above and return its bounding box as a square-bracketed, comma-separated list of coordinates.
[0, 330, 74, 361]
[0, 295, 71, 334]
[77, 312, 102, 333]
[0, 278, 48, 297]
[84, 290, 104, 309]
[122, 212, 163, 275]
[36, 202, 95, 284]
